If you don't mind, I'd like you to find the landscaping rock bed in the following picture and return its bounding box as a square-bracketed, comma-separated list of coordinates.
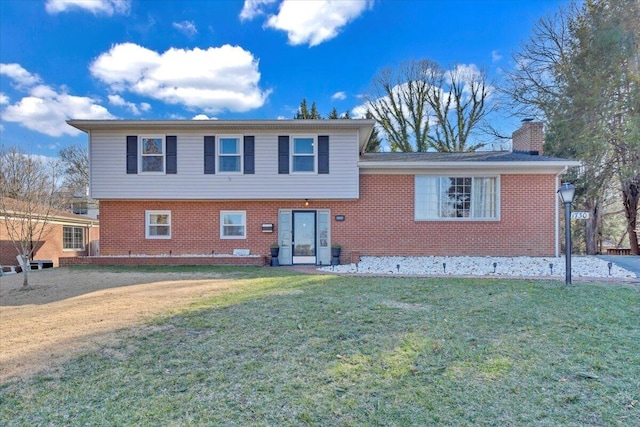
[318, 256, 637, 279]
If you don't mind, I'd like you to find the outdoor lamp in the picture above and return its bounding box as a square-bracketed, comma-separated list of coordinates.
[557, 182, 575, 285]
[557, 182, 576, 205]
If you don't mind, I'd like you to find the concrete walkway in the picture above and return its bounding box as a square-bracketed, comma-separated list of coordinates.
[597, 255, 640, 277]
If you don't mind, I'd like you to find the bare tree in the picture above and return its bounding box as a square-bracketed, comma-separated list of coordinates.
[365, 61, 431, 152]
[58, 144, 94, 214]
[59, 144, 89, 194]
[0, 147, 65, 287]
[365, 59, 495, 152]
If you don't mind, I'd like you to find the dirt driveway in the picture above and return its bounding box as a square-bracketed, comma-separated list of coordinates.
[0, 267, 238, 383]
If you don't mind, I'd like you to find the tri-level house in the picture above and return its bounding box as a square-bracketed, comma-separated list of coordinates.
[66, 119, 579, 266]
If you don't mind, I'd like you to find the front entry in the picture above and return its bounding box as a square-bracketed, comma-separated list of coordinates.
[278, 209, 331, 265]
[292, 211, 316, 264]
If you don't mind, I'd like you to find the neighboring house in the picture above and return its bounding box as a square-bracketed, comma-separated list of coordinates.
[0, 198, 99, 267]
[66, 119, 578, 265]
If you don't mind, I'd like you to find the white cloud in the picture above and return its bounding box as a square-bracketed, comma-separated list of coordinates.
[107, 94, 151, 115]
[90, 43, 271, 114]
[45, 0, 130, 15]
[1, 64, 114, 137]
[331, 91, 347, 101]
[2, 87, 114, 136]
[240, 0, 278, 21]
[0, 63, 42, 87]
[492, 50, 503, 62]
[0, 93, 9, 105]
[173, 20, 198, 37]
[264, 0, 373, 46]
[192, 114, 216, 120]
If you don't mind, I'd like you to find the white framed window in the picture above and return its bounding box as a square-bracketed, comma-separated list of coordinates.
[63, 226, 85, 250]
[220, 211, 246, 239]
[218, 135, 242, 173]
[415, 176, 499, 220]
[140, 136, 165, 173]
[291, 136, 316, 173]
[146, 210, 171, 239]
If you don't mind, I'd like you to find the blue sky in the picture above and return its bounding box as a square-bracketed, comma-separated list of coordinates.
[1, 0, 568, 157]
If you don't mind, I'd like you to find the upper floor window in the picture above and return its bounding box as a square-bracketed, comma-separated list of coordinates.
[415, 176, 499, 220]
[218, 136, 242, 173]
[146, 210, 171, 239]
[63, 226, 84, 250]
[141, 136, 165, 173]
[292, 136, 316, 173]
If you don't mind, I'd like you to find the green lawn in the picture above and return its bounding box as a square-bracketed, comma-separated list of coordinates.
[1, 268, 639, 426]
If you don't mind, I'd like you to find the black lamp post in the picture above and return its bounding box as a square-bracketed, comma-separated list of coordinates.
[557, 183, 576, 285]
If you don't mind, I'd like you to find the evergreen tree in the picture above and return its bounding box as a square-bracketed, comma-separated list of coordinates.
[363, 111, 382, 152]
[294, 99, 323, 119]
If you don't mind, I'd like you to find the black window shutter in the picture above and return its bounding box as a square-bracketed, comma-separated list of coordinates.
[318, 135, 329, 174]
[166, 136, 177, 174]
[244, 136, 255, 174]
[204, 136, 215, 174]
[278, 136, 289, 174]
[126, 136, 137, 174]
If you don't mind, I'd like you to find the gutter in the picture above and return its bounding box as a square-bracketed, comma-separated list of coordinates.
[358, 160, 581, 170]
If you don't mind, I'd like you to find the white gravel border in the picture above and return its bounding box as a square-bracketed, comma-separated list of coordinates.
[318, 256, 637, 279]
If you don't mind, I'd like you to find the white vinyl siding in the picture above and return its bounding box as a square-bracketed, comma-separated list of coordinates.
[415, 176, 499, 220]
[146, 210, 171, 238]
[89, 130, 360, 199]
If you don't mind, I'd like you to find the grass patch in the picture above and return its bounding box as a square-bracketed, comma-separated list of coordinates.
[1, 270, 639, 426]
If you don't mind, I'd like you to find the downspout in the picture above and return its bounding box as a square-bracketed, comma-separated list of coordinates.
[555, 167, 568, 257]
[86, 224, 91, 256]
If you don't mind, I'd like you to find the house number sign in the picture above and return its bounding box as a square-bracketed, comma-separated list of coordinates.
[570, 212, 590, 220]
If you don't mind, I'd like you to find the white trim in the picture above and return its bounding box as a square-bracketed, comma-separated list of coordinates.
[291, 135, 317, 174]
[220, 210, 246, 239]
[359, 161, 580, 175]
[139, 135, 166, 174]
[145, 210, 171, 239]
[217, 134, 243, 174]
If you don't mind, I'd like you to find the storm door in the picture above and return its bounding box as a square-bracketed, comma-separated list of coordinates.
[292, 211, 316, 264]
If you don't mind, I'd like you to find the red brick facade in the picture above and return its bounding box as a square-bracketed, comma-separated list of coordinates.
[1, 219, 99, 267]
[512, 121, 545, 155]
[98, 173, 557, 261]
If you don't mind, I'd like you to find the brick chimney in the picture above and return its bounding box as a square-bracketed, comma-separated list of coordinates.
[512, 120, 544, 155]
